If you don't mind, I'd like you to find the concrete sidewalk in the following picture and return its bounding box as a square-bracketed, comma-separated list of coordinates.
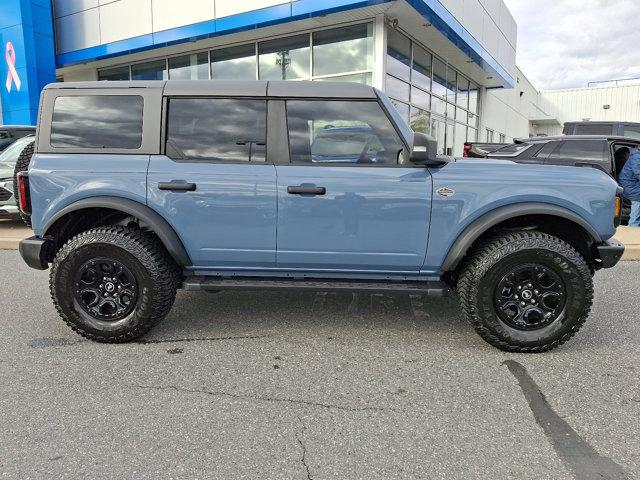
[0, 214, 638, 260]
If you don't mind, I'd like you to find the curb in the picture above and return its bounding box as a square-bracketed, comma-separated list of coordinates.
[0, 238, 25, 250]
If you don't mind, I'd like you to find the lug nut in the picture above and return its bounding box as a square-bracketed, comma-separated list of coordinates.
[517, 285, 522, 290]
[534, 290, 539, 294]
[531, 299, 536, 304]
[520, 302, 526, 306]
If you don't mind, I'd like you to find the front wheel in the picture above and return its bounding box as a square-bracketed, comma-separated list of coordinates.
[50, 226, 180, 342]
[457, 231, 594, 353]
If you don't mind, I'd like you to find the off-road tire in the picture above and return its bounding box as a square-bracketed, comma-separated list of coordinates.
[50, 226, 180, 343]
[457, 230, 593, 353]
[12, 140, 34, 227]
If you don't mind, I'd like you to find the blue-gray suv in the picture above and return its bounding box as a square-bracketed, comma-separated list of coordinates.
[17, 80, 625, 352]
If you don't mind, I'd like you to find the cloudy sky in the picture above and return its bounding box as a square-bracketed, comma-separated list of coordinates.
[503, 0, 640, 91]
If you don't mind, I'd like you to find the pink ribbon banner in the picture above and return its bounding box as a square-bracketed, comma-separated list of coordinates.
[5, 42, 22, 93]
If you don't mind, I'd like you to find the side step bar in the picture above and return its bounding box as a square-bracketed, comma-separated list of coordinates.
[183, 276, 451, 296]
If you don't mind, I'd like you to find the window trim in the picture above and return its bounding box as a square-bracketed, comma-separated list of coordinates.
[163, 95, 270, 164]
[38, 88, 163, 155]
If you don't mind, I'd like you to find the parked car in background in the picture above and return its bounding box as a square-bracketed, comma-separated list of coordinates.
[0, 125, 36, 152]
[463, 142, 508, 158]
[471, 135, 639, 224]
[563, 121, 640, 139]
[0, 135, 34, 215]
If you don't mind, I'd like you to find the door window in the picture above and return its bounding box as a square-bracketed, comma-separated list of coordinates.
[166, 98, 267, 162]
[286, 100, 406, 165]
[547, 140, 607, 163]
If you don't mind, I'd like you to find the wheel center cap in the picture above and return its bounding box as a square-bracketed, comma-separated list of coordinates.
[521, 290, 533, 300]
[105, 282, 115, 293]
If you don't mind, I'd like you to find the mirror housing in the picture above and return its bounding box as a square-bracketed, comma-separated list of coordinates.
[410, 132, 447, 166]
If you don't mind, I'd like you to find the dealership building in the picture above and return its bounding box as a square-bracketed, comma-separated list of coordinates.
[1, 0, 523, 155]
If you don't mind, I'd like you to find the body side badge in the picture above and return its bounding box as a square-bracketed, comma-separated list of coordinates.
[436, 187, 455, 197]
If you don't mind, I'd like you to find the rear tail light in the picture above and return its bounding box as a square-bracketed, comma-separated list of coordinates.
[463, 143, 471, 158]
[17, 172, 31, 215]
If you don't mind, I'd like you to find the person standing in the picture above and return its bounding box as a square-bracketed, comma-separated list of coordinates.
[619, 146, 640, 227]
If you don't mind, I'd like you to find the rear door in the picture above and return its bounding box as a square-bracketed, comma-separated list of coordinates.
[274, 99, 432, 273]
[147, 97, 277, 269]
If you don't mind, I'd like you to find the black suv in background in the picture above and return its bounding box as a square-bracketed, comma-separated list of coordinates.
[0, 125, 36, 152]
[478, 135, 638, 223]
[563, 121, 640, 139]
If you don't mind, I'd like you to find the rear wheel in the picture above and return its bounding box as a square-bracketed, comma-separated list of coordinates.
[50, 226, 180, 342]
[12, 141, 34, 228]
[457, 230, 593, 352]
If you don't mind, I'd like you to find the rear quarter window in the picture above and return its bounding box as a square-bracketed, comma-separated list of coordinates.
[50, 95, 144, 149]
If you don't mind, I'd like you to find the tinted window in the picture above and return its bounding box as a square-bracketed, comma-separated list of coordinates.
[534, 141, 560, 158]
[167, 98, 266, 162]
[287, 100, 406, 165]
[547, 140, 607, 162]
[623, 125, 640, 140]
[51, 96, 143, 149]
[574, 124, 614, 135]
[211, 44, 256, 80]
[313, 24, 373, 77]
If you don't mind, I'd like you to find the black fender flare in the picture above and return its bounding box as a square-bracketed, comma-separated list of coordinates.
[441, 203, 602, 272]
[43, 196, 191, 266]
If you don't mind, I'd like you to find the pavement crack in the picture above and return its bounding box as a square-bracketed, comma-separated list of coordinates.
[504, 360, 628, 480]
[135, 334, 271, 344]
[131, 384, 391, 413]
[296, 417, 313, 480]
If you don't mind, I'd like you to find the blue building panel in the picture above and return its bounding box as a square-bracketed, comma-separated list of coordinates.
[54, 0, 514, 88]
[0, 0, 55, 125]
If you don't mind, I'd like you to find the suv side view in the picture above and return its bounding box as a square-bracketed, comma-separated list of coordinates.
[18, 81, 625, 352]
[563, 121, 640, 139]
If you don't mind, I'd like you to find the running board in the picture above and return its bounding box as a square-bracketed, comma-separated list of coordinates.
[183, 276, 451, 296]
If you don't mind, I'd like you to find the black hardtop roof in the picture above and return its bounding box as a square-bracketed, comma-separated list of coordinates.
[526, 135, 640, 143]
[44, 80, 379, 99]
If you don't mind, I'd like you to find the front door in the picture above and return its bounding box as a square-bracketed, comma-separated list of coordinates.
[275, 99, 432, 274]
[147, 97, 277, 269]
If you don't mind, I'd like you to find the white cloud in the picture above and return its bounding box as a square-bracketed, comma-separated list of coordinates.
[503, 0, 640, 90]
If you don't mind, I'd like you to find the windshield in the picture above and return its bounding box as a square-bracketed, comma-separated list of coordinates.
[491, 142, 532, 156]
[0, 136, 33, 164]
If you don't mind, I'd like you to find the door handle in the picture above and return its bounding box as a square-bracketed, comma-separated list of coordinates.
[158, 182, 197, 191]
[287, 186, 326, 195]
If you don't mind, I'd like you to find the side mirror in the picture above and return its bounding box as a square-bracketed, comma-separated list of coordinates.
[410, 132, 447, 166]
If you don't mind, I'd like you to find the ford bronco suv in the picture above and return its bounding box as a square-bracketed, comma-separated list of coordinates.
[18, 81, 625, 352]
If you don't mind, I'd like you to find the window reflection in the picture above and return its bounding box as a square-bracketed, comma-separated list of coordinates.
[287, 100, 405, 165]
[412, 45, 432, 91]
[386, 28, 411, 80]
[259, 34, 310, 80]
[98, 66, 130, 81]
[131, 60, 167, 80]
[315, 72, 372, 85]
[313, 24, 373, 77]
[51, 96, 143, 149]
[212, 44, 256, 80]
[167, 98, 266, 162]
[169, 53, 209, 80]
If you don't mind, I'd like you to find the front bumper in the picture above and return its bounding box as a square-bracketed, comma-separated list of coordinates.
[19, 236, 49, 270]
[595, 238, 625, 269]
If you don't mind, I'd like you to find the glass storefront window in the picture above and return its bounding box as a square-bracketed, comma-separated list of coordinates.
[410, 107, 430, 135]
[446, 68, 457, 104]
[169, 53, 209, 80]
[131, 60, 167, 80]
[469, 82, 479, 114]
[432, 58, 448, 98]
[411, 87, 430, 110]
[315, 72, 372, 85]
[212, 44, 256, 80]
[468, 128, 478, 142]
[98, 66, 130, 81]
[259, 34, 310, 80]
[431, 95, 446, 116]
[386, 75, 410, 102]
[457, 76, 470, 109]
[313, 24, 373, 77]
[390, 99, 410, 124]
[412, 45, 431, 92]
[386, 28, 411, 81]
[454, 122, 467, 156]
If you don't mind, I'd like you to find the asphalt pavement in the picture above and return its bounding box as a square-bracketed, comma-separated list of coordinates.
[0, 250, 638, 480]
